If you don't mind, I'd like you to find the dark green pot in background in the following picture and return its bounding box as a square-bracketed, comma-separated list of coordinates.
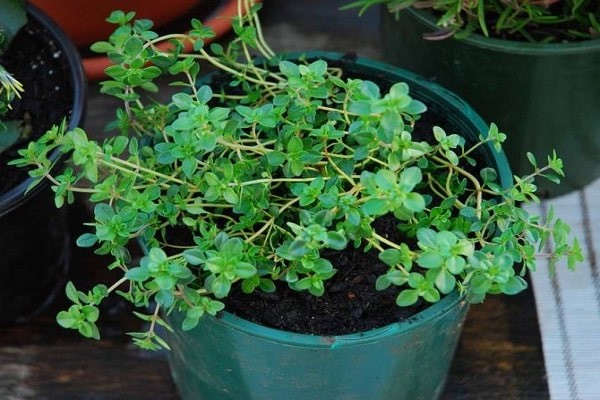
[160, 51, 513, 400]
[382, 8, 600, 197]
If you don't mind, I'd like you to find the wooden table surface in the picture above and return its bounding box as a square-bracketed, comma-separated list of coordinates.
[1, 1, 550, 399]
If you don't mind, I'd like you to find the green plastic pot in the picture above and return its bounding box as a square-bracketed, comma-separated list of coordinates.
[166, 292, 468, 400]
[159, 51, 513, 400]
[381, 8, 600, 197]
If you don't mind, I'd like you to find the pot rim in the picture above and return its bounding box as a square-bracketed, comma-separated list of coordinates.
[405, 7, 600, 56]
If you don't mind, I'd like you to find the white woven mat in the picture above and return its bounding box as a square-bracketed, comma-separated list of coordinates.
[528, 179, 600, 400]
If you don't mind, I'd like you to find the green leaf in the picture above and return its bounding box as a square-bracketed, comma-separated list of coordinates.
[434, 269, 456, 294]
[417, 252, 443, 269]
[94, 203, 114, 221]
[422, 287, 440, 303]
[379, 249, 402, 266]
[375, 169, 397, 190]
[76, 233, 98, 248]
[155, 273, 177, 290]
[235, 262, 257, 279]
[81, 305, 100, 323]
[125, 266, 150, 282]
[56, 310, 77, 329]
[90, 41, 113, 53]
[279, 60, 300, 77]
[325, 231, 347, 250]
[287, 238, 311, 258]
[211, 275, 232, 299]
[375, 275, 392, 291]
[197, 85, 213, 104]
[361, 80, 381, 100]
[480, 168, 498, 183]
[353, 146, 370, 161]
[65, 282, 80, 305]
[404, 193, 425, 213]
[400, 167, 422, 190]
[501, 276, 528, 295]
[396, 289, 419, 306]
[287, 136, 303, 153]
[361, 198, 387, 216]
[470, 274, 491, 294]
[206, 299, 225, 315]
[417, 228, 437, 248]
[308, 59, 327, 76]
[182, 314, 201, 331]
[78, 321, 100, 339]
[183, 249, 204, 265]
[182, 307, 204, 331]
[266, 150, 286, 166]
[460, 207, 477, 219]
[294, 277, 313, 290]
[222, 237, 244, 254]
[155, 290, 175, 308]
[223, 188, 239, 205]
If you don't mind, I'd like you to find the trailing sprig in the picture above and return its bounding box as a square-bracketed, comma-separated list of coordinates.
[12, 1, 582, 350]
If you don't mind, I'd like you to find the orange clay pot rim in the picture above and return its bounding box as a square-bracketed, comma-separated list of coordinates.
[83, 0, 254, 80]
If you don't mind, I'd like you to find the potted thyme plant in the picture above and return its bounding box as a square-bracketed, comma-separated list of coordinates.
[344, 0, 600, 197]
[13, 1, 581, 398]
[0, 0, 86, 324]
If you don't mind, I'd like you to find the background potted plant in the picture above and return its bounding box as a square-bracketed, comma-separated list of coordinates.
[344, 0, 600, 197]
[0, 0, 86, 324]
[13, 1, 582, 398]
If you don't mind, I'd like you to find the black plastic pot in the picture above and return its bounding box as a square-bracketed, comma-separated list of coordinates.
[381, 8, 600, 197]
[0, 5, 86, 324]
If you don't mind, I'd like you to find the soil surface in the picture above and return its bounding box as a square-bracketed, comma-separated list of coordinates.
[0, 14, 75, 195]
[223, 215, 430, 336]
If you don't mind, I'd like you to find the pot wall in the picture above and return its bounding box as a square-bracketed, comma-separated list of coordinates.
[166, 292, 469, 400]
[382, 8, 600, 197]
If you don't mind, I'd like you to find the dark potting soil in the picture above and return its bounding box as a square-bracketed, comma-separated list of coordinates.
[0, 15, 75, 194]
[223, 215, 430, 336]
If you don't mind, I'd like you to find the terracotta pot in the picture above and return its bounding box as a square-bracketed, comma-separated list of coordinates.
[29, 0, 199, 47]
[30, 0, 247, 80]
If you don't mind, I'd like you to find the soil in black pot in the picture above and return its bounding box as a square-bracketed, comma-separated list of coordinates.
[0, 14, 75, 194]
